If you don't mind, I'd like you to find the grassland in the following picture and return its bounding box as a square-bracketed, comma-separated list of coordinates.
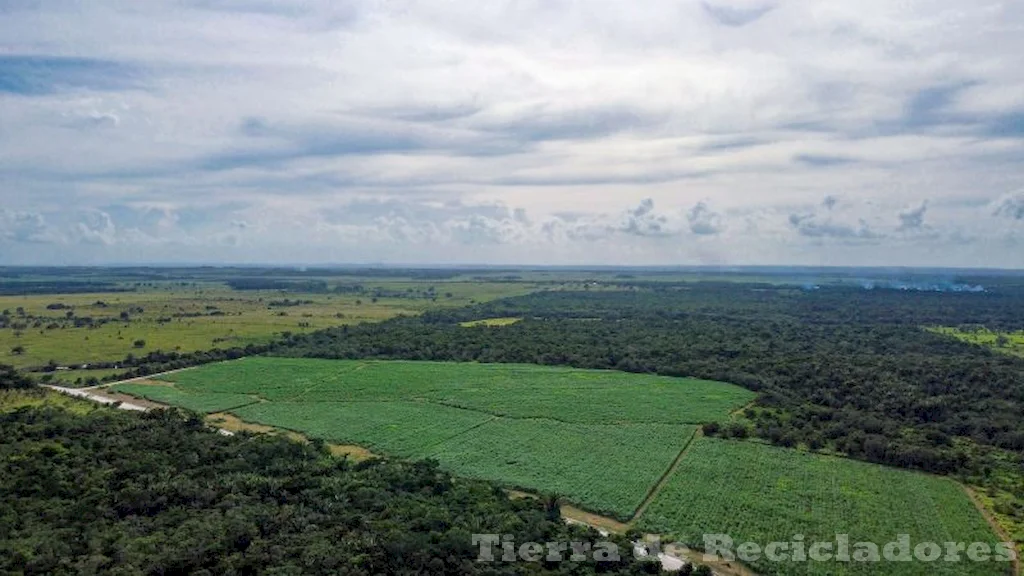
[0, 280, 535, 372]
[459, 317, 522, 327]
[931, 326, 1024, 359]
[638, 437, 1007, 576]
[110, 357, 744, 518]
[0, 388, 97, 415]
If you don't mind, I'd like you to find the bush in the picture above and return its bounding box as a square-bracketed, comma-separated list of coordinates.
[133, 339, 146, 348]
[0, 364, 33, 390]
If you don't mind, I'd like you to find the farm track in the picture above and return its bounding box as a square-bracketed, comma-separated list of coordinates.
[963, 486, 1022, 576]
[629, 428, 701, 522]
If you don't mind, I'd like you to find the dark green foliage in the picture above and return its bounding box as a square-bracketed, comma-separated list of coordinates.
[0, 406, 644, 575]
[274, 285, 1024, 477]
[0, 364, 33, 389]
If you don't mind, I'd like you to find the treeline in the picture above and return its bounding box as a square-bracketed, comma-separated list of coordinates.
[0, 281, 130, 296]
[273, 285, 1024, 478]
[0, 404, 666, 575]
[0, 364, 33, 389]
[226, 279, 332, 292]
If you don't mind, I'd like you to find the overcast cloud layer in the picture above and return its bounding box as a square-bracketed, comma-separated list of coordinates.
[1, 0, 1023, 267]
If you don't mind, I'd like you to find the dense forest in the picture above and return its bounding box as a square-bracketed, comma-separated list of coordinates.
[274, 285, 1024, 480]
[0, 391, 669, 575]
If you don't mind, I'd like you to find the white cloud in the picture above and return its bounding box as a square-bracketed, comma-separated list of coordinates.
[0, 0, 1023, 266]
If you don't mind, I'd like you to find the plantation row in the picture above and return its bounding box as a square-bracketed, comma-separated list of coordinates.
[111, 357, 1006, 573]
[638, 437, 1007, 576]
[141, 357, 755, 424]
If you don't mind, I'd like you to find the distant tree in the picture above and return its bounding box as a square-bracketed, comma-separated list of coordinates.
[0, 364, 32, 389]
[702, 422, 721, 436]
[10, 346, 25, 356]
[543, 494, 561, 521]
[133, 339, 146, 349]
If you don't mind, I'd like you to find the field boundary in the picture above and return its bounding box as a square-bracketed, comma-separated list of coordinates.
[629, 428, 701, 522]
[963, 485, 1021, 576]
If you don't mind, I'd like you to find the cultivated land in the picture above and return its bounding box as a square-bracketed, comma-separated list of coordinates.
[638, 437, 1007, 576]
[111, 357, 745, 518]
[0, 279, 535, 377]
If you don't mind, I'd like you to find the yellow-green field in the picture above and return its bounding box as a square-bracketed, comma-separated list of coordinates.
[0, 388, 96, 415]
[458, 317, 522, 327]
[930, 326, 1024, 358]
[1, 281, 536, 371]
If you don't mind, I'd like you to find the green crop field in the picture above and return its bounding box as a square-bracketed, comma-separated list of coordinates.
[638, 437, 1006, 576]
[426, 419, 695, 517]
[229, 402, 696, 517]
[135, 357, 755, 424]
[113, 383, 261, 413]
[110, 357, 743, 517]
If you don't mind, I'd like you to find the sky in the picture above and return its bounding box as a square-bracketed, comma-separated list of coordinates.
[1, 0, 1023, 267]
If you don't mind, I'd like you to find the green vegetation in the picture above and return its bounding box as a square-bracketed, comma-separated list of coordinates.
[638, 437, 1007, 576]
[0, 277, 537, 372]
[111, 357, 742, 517]
[0, 402, 652, 576]
[276, 286, 1024, 555]
[137, 357, 754, 424]
[39, 367, 127, 386]
[460, 316, 522, 327]
[428, 419, 696, 518]
[231, 400, 495, 458]
[931, 326, 1024, 358]
[113, 383, 260, 413]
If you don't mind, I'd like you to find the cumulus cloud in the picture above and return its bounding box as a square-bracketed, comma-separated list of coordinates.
[688, 202, 724, 236]
[788, 198, 882, 241]
[0, 210, 58, 244]
[74, 210, 118, 245]
[616, 198, 674, 237]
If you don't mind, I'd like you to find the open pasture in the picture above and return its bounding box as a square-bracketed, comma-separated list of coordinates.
[638, 437, 1006, 576]
[0, 279, 534, 373]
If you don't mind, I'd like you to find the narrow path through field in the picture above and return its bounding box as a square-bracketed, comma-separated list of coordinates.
[629, 428, 701, 522]
[963, 485, 1022, 576]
